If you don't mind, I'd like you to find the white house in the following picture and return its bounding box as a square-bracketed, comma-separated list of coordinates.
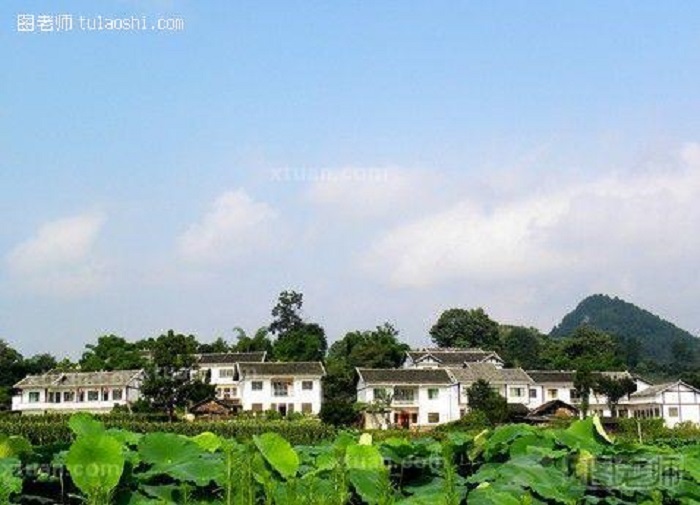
[356, 368, 460, 429]
[406, 348, 505, 369]
[194, 352, 267, 402]
[12, 369, 144, 414]
[449, 363, 537, 415]
[626, 381, 700, 427]
[235, 362, 325, 416]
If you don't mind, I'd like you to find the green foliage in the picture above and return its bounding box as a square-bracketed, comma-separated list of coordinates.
[498, 326, 542, 368]
[8, 413, 700, 504]
[231, 326, 274, 353]
[79, 334, 147, 372]
[269, 289, 305, 336]
[466, 380, 508, 425]
[551, 294, 700, 367]
[593, 375, 637, 415]
[273, 322, 328, 361]
[430, 308, 500, 349]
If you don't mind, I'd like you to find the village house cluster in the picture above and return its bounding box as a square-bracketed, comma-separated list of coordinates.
[11, 348, 700, 428]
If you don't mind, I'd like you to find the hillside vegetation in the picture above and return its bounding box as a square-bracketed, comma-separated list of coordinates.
[551, 294, 699, 366]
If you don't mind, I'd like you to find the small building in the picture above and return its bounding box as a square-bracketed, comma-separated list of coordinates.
[406, 348, 505, 369]
[526, 399, 579, 424]
[12, 369, 144, 414]
[356, 368, 460, 429]
[235, 361, 325, 416]
[189, 398, 241, 419]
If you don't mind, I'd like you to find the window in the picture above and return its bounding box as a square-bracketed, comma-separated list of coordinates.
[252, 381, 263, 391]
[509, 387, 524, 398]
[251, 403, 263, 412]
[64, 391, 75, 402]
[28, 392, 40, 403]
[373, 388, 387, 400]
[102, 390, 110, 401]
[547, 389, 558, 400]
[302, 403, 313, 414]
[428, 388, 439, 400]
[428, 412, 440, 423]
[87, 391, 99, 402]
[669, 407, 679, 418]
[570, 389, 581, 401]
[529, 389, 538, 399]
[78, 391, 85, 402]
[273, 381, 291, 397]
[112, 389, 123, 401]
[302, 381, 314, 391]
[219, 368, 235, 378]
[393, 387, 416, 403]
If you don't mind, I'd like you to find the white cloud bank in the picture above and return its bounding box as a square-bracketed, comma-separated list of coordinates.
[178, 189, 278, 263]
[365, 143, 700, 288]
[6, 213, 107, 297]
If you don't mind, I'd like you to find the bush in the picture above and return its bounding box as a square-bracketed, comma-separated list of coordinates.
[434, 410, 491, 434]
[0, 417, 336, 446]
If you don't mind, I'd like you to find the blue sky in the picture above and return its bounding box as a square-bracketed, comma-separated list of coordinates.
[2, 1, 700, 357]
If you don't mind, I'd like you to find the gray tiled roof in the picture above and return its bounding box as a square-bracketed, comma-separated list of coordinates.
[197, 352, 266, 365]
[236, 362, 325, 377]
[408, 348, 503, 365]
[526, 370, 576, 384]
[357, 368, 454, 385]
[629, 381, 699, 399]
[14, 369, 143, 389]
[449, 363, 534, 384]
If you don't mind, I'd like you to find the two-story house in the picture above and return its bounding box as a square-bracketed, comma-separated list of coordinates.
[235, 362, 325, 415]
[12, 369, 144, 414]
[356, 368, 460, 429]
[626, 381, 700, 427]
[194, 352, 267, 402]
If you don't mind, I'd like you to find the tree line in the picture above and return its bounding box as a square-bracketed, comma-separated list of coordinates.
[1, 291, 694, 424]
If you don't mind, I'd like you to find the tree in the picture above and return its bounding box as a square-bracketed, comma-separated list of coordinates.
[269, 290, 304, 336]
[272, 322, 327, 362]
[0, 340, 24, 410]
[231, 327, 274, 354]
[22, 353, 58, 375]
[465, 379, 508, 425]
[573, 367, 596, 417]
[197, 337, 230, 354]
[561, 326, 625, 371]
[141, 330, 213, 420]
[429, 308, 499, 349]
[593, 376, 637, 417]
[79, 335, 147, 371]
[499, 326, 542, 368]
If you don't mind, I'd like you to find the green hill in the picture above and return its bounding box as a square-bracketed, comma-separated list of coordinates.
[550, 294, 699, 366]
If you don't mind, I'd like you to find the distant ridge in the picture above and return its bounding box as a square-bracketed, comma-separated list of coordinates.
[550, 294, 699, 365]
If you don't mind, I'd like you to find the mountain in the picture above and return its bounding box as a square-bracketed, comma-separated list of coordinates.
[550, 294, 699, 365]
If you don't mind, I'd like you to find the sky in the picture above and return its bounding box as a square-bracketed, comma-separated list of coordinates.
[2, 1, 700, 358]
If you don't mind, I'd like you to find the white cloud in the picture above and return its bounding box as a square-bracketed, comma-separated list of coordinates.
[306, 167, 441, 219]
[365, 143, 700, 288]
[6, 213, 107, 296]
[178, 189, 278, 263]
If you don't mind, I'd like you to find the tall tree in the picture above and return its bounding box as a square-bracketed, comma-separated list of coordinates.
[269, 290, 304, 336]
[593, 376, 637, 417]
[80, 335, 147, 371]
[231, 327, 274, 354]
[430, 308, 500, 349]
[573, 367, 596, 417]
[0, 340, 24, 410]
[561, 326, 625, 371]
[273, 322, 327, 362]
[499, 326, 542, 368]
[322, 323, 407, 426]
[465, 379, 508, 425]
[141, 330, 213, 419]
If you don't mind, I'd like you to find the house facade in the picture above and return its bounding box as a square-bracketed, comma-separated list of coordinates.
[235, 362, 325, 415]
[626, 381, 700, 427]
[356, 368, 460, 429]
[12, 369, 144, 414]
[194, 351, 267, 403]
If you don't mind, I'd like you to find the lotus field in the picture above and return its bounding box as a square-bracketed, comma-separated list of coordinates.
[2, 414, 700, 504]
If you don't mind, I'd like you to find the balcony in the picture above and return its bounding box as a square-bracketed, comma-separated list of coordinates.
[12, 396, 127, 412]
[392, 387, 418, 406]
